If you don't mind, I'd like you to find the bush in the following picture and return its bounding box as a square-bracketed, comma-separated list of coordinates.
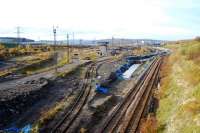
[195, 36, 200, 42]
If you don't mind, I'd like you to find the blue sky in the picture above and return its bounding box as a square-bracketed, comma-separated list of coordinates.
[0, 0, 199, 40]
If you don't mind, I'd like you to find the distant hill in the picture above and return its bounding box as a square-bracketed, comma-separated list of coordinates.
[35, 38, 165, 46]
[0, 37, 34, 44]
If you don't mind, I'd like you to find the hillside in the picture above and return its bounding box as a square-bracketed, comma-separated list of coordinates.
[157, 40, 200, 133]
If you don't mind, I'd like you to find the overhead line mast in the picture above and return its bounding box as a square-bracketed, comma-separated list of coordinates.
[15, 26, 22, 45]
[53, 26, 57, 45]
[53, 26, 58, 73]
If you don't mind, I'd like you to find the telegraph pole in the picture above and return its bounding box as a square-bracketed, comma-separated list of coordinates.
[72, 32, 75, 45]
[53, 26, 57, 45]
[111, 36, 114, 47]
[67, 34, 70, 63]
[67, 34, 69, 45]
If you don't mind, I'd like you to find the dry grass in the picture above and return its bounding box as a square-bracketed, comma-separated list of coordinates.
[31, 94, 77, 133]
[156, 56, 172, 99]
[132, 47, 151, 55]
[157, 40, 200, 133]
[140, 114, 157, 133]
[80, 51, 98, 61]
[182, 100, 200, 115]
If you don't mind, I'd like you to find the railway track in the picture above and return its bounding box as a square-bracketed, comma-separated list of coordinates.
[98, 57, 162, 133]
[125, 58, 162, 133]
[51, 59, 111, 133]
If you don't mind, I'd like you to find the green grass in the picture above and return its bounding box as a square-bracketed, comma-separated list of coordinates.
[157, 79, 181, 132]
[193, 84, 200, 100]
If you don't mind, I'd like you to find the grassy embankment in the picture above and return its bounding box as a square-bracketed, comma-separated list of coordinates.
[0, 52, 57, 77]
[0, 44, 55, 76]
[22, 52, 69, 75]
[156, 40, 200, 133]
[0, 51, 71, 77]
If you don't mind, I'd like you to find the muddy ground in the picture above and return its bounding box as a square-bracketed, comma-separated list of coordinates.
[0, 64, 87, 130]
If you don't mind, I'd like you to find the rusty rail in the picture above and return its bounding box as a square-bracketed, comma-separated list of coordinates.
[98, 58, 162, 133]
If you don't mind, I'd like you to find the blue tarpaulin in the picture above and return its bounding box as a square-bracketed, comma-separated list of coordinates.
[4, 127, 20, 133]
[3, 124, 32, 133]
[21, 124, 31, 133]
[96, 84, 109, 94]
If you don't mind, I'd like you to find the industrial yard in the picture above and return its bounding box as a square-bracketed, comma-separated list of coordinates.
[1, 0, 200, 132]
[0, 43, 168, 133]
[1, 37, 200, 133]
